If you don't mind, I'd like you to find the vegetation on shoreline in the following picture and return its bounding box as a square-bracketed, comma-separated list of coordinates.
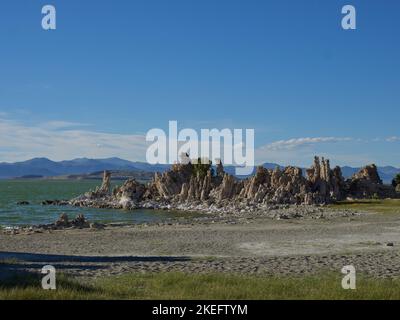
[1, 272, 400, 300]
[392, 174, 400, 188]
[330, 199, 400, 214]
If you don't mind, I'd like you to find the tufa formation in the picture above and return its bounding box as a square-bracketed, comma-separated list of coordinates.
[69, 156, 399, 212]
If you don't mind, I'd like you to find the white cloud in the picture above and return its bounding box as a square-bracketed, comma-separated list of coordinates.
[386, 136, 400, 142]
[0, 116, 398, 168]
[254, 136, 357, 167]
[0, 117, 148, 162]
[39, 120, 92, 130]
[258, 137, 353, 151]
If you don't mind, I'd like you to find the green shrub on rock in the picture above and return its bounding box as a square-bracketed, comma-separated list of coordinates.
[392, 174, 400, 188]
[192, 158, 213, 179]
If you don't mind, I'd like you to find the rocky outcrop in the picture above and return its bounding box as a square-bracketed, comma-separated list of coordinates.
[17, 201, 30, 205]
[151, 163, 193, 199]
[306, 157, 345, 203]
[112, 179, 146, 209]
[100, 170, 112, 193]
[71, 214, 90, 228]
[234, 166, 307, 205]
[54, 213, 90, 229]
[139, 156, 348, 205]
[148, 160, 220, 203]
[212, 172, 241, 202]
[215, 159, 225, 177]
[66, 157, 398, 213]
[84, 170, 112, 199]
[347, 164, 396, 198]
[351, 164, 382, 184]
[41, 199, 69, 206]
[55, 213, 69, 227]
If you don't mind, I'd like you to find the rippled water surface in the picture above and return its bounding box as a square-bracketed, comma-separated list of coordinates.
[0, 179, 196, 227]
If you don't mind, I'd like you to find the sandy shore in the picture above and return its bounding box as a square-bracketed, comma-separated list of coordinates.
[1, 208, 400, 279]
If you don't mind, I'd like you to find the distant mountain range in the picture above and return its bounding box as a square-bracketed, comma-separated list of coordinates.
[0, 157, 169, 179]
[0, 157, 399, 184]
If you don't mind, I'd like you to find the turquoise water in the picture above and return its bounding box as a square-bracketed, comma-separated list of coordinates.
[0, 180, 194, 227]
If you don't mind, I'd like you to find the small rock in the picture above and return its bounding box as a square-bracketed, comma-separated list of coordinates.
[387, 242, 394, 247]
[55, 213, 70, 227]
[71, 214, 89, 228]
[42, 200, 55, 205]
[90, 222, 104, 230]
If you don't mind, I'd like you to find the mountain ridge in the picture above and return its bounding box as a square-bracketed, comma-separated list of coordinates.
[0, 157, 398, 183]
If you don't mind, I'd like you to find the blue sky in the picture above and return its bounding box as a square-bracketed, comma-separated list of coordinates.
[0, 0, 399, 167]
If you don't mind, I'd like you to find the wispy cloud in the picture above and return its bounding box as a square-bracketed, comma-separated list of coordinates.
[386, 136, 400, 142]
[0, 117, 148, 162]
[254, 136, 360, 167]
[0, 116, 398, 167]
[258, 137, 353, 151]
[39, 121, 92, 130]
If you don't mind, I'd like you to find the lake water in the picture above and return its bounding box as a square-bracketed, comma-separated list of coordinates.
[0, 180, 195, 227]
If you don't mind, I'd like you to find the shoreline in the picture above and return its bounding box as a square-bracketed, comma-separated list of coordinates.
[1, 207, 399, 280]
[1, 203, 360, 231]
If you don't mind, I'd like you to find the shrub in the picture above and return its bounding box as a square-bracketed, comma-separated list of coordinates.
[371, 193, 379, 200]
[392, 174, 400, 187]
[192, 158, 212, 179]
